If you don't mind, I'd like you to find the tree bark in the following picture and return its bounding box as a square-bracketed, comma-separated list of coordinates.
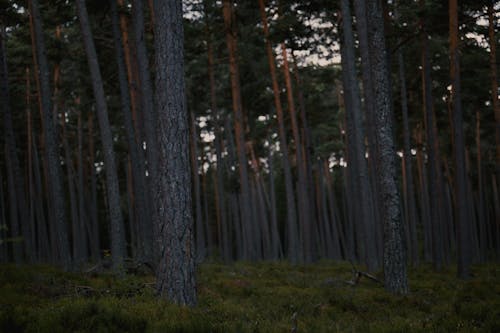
[397, 51, 419, 266]
[340, 0, 378, 271]
[281, 44, 312, 263]
[258, 0, 299, 263]
[110, 0, 153, 265]
[488, 2, 500, 179]
[449, 0, 471, 279]
[366, 0, 408, 294]
[29, 0, 71, 268]
[76, 0, 126, 271]
[222, 0, 255, 260]
[153, 0, 197, 306]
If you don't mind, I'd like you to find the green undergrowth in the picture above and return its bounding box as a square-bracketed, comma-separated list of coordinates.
[0, 261, 499, 332]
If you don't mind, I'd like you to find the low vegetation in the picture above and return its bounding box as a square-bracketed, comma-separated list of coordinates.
[0, 261, 499, 332]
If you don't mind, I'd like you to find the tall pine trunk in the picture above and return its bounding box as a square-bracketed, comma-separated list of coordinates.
[76, 0, 126, 271]
[28, 0, 71, 268]
[110, 0, 152, 265]
[154, 0, 197, 306]
[258, 0, 299, 263]
[223, 0, 255, 260]
[340, 0, 378, 271]
[366, 0, 408, 294]
[449, 0, 471, 279]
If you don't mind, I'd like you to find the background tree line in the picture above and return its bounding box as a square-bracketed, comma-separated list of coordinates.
[0, 0, 498, 301]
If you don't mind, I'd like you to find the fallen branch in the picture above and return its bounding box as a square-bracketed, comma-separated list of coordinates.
[345, 261, 383, 286]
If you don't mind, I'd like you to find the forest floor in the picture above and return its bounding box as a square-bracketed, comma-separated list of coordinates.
[0, 260, 499, 332]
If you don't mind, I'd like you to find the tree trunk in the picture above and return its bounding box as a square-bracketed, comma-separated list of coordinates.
[153, 0, 197, 306]
[76, 0, 126, 271]
[131, 0, 159, 218]
[29, 0, 71, 269]
[449, 0, 471, 279]
[488, 2, 500, 179]
[222, 0, 255, 260]
[420, 2, 445, 270]
[1, 24, 25, 263]
[190, 112, 206, 262]
[110, 0, 152, 265]
[366, 0, 408, 294]
[340, 0, 378, 271]
[258, 0, 299, 263]
[397, 51, 419, 266]
[281, 44, 312, 263]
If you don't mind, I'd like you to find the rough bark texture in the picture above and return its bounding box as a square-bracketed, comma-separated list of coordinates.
[76, 0, 126, 271]
[28, 0, 71, 269]
[258, 0, 299, 263]
[449, 0, 471, 279]
[154, 0, 197, 306]
[366, 0, 408, 294]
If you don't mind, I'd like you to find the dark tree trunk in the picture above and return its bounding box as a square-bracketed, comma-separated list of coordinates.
[488, 2, 500, 178]
[87, 113, 100, 261]
[1, 24, 24, 263]
[76, 0, 126, 270]
[190, 112, 206, 262]
[449, 0, 471, 279]
[366, 0, 408, 294]
[397, 51, 419, 266]
[281, 44, 312, 263]
[29, 0, 71, 269]
[222, 0, 255, 260]
[110, 0, 152, 264]
[205, 18, 230, 261]
[153, 0, 197, 306]
[420, 2, 445, 270]
[0, 171, 7, 262]
[131, 2, 159, 251]
[258, 0, 299, 263]
[62, 114, 87, 266]
[340, 0, 378, 271]
[353, 0, 382, 262]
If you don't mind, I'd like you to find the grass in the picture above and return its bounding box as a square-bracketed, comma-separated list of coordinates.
[0, 260, 499, 332]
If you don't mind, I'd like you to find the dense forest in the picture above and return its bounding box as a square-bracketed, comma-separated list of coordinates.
[0, 0, 499, 327]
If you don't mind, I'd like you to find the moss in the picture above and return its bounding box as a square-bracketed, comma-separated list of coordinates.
[0, 262, 499, 332]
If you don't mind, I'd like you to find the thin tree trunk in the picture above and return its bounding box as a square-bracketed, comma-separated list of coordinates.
[1, 24, 24, 263]
[87, 113, 100, 261]
[76, 0, 127, 270]
[488, 2, 500, 178]
[420, 3, 445, 270]
[222, 0, 255, 260]
[29, 0, 71, 269]
[110, 0, 152, 264]
[62, 113, 86, 266]
[281, 44, 312, 263]
[340, 0, 378, 271]
[117, 0, 140, 136]
[449, 0, 471, 279]
[397, 51, 419, 266]
[258, 0, 299, 263]
[0, 171, 7, 262]
[131, 0, 159, 202]
[190, 112, 206, 262]
[154, 0, 196, 306]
